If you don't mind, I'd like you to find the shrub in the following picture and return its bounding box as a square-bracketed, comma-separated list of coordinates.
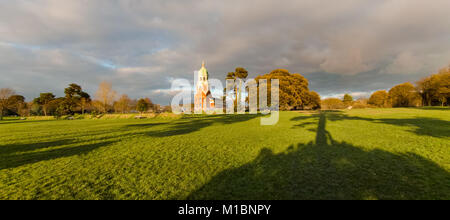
[352, 102, 368, 109]
[321, 98, 346, 110]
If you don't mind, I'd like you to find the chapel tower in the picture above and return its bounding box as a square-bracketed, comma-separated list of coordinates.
[195, 61, 215, 112]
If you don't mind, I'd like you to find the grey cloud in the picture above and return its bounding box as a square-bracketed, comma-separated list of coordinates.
[0, 0, 449, 103]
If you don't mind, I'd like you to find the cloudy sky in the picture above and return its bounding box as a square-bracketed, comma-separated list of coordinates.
[1, 0, 449, 104]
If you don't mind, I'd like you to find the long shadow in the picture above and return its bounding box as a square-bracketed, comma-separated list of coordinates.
[0, 120, 55, 125]
[188, 113, 450, 200]
[0, 115, 260, 171]
[0, 141, 116, 170]
[0, 123, 146, 170]
[292, 111, 450, 138]
[325, 113, 450, 138]
[126, 114, 260, 137]
[0, 115, 259, 170]
[375, 117, 449, 138]
[419, 107, 449, 111]
[125, 122, 168, 128]
[0, 139, 76, 156]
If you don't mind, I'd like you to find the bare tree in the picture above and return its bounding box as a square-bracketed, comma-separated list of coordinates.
[0, 88, 15, 120]
[95, 81, 117, 113]
[114, 94, 132, 113]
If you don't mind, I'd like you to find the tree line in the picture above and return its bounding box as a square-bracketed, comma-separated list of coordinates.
[320, 67, 450, 109]
[226, 66, 449, 111]
[0, 81, 166, 120]
[1, 66, 448, 119]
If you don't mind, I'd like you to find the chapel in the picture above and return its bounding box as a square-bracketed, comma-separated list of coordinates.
[194, 61, 215, 112]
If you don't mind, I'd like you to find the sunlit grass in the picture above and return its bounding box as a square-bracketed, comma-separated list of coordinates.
[0, 108, 449, 199]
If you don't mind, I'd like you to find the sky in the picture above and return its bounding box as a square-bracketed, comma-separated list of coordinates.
[1, 0, 449, 104]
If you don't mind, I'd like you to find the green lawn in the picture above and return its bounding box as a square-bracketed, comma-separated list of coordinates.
[0, 108, 449, 200]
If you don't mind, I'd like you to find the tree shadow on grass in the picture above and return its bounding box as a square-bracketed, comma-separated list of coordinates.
[0, 120, 54, 125]
[292, 110, 450, 138]
[373, 117, 449, 138]
[125, 122, 169, 128]
[188, 113, 450, 200]
[0, 114, 258, 170]
[419, 107, 449, 111]
[324, 113, 450, 138]
[0, 140, 116, 170]
[0, 139, 76, 156]
[126, 114, 260, 137]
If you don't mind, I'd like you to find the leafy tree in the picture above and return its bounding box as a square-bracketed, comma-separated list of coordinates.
[19, 102, 31, 117]
[436, 67, 450, 106]
[136, 98, 149, 114]
[50, 97, 68, 117]
[8, 95, 26, 116]
[225, 67, 249, 111]
[417, 67, 450, 106]
[0, 88, 15, 120]
[226, 72, 235, 80]
[389, 82, 421, 107]
[30, 102, 41, 116]
[224, 75, 235, 109]
[64, 83, 90, 114]
[80, 93, 91, 114]
[33, 93, 55, 116]
[64, 83, 82, 97]
[234, 67, 249, 79]
[343, 94, 353, 104]
[368, 90, 389, 107]
[417, 75, 437, 106]
[8, 95, 25, 104]
[255, 69, 311, 110]
[306, 91, 321, 110]
[235, 67, 248, 108]
[436, 82, 450, 106]
[368, 90, 390, 107]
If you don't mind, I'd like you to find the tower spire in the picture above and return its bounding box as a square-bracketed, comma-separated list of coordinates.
[202, 60, 205, 68]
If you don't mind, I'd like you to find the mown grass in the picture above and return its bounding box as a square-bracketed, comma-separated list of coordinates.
[0, 108, 449, 200]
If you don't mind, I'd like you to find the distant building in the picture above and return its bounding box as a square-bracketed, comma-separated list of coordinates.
[194, 61, 215, 112]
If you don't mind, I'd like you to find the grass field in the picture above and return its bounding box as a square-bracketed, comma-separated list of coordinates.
[0, 108, 449, 200]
